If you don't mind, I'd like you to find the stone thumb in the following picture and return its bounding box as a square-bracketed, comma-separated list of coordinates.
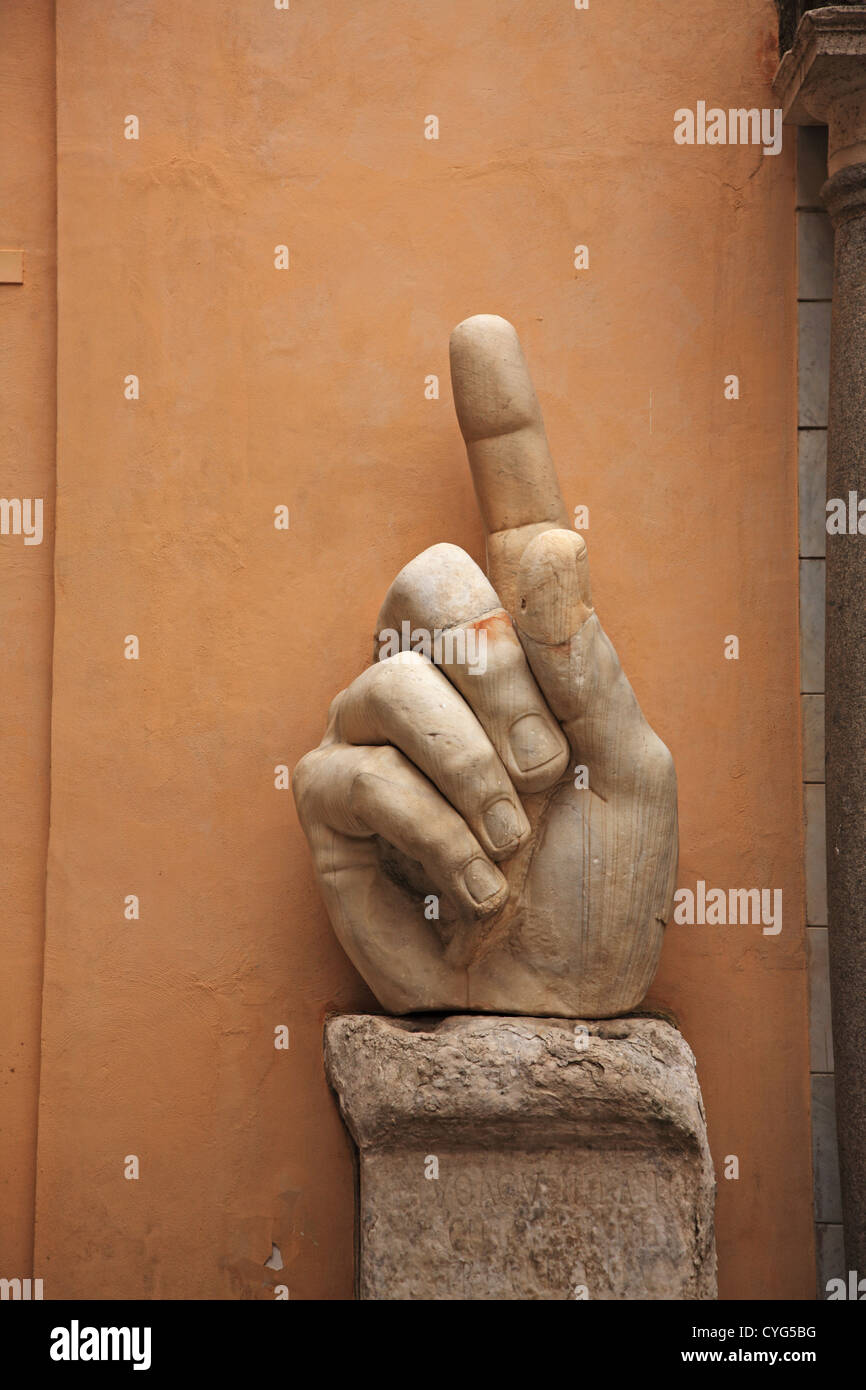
[516, 529, 593, 644]
[514, 528, 597, 726]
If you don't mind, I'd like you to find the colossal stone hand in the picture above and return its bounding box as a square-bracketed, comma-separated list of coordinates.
[293, 316, 678, 1017]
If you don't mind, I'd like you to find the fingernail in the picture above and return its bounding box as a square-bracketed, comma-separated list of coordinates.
[510, 713, 564, 772]
[463, 857, 506, 905]
[483, 798, 525, 850]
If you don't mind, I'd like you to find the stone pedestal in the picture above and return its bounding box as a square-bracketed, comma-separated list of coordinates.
[324, 1014, 717, 1300]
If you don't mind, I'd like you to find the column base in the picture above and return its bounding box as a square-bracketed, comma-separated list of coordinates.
[324, 1013, 717, 1300]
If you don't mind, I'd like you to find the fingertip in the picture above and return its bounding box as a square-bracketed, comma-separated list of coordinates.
[508, 712, 571, 794]
[460, 856, 510, 918]
[480, 794, 531, 862]
[376, 543, 499, 636]
[450, 313, 517, 351]
[449, 313, 539, 445]
[516, 528, 593, 644]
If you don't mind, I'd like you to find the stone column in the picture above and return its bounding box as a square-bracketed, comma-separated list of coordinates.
[775, 8, 866, 1273]
[325, 1014, 717, 1300]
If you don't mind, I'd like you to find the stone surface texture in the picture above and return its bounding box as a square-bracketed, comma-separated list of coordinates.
[325, 1013, 717, 1301]
[823, 157, 866, 1274]
[776, 4, 866, 1275]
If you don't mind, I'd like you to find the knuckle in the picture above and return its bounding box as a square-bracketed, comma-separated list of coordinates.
[365, 743, 406, 776]
[326, 688, 346, 723]
[643, 734, 676, 786]
[291, 748, 324, 811]
[362, 651, 427, 713]
[349, 745, 406, 812]
[451, 739, 505, 792]
[377, 649, 428, 673]
[380, 543, 498, 633]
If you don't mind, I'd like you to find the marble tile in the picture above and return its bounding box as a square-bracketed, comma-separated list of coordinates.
[799, 558, 825, 694]
[808, 926, 833, 1073]
[801, 693, 825, 781]
[798, 211, 834, 301]
[804, 784, 828, 926]
[798, 303, 831, 427]
[799, 430, 827, 559]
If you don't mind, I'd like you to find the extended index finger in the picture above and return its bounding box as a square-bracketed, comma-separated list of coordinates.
[449, 314, 570, 610]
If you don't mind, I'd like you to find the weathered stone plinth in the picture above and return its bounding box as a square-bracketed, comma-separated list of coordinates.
[324, 1014, 717, 1300]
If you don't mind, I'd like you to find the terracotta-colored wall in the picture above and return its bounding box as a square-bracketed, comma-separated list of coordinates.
[13, 0, 811, 1299]
[0, 0, 55, 1285]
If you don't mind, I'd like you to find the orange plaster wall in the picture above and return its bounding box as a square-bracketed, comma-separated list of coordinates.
[0, 0, 55, 1285]
[25, 0, 813, 1298]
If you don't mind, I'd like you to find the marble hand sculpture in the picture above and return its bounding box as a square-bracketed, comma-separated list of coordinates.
[294, 316, 678, 1017]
